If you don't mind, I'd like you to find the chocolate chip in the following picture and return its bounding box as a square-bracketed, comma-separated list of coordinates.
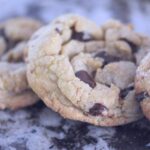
[71, 27, 93, 42]
[0, 28, 10, 44]
[95, 51, 121, 66]
[55, 28, 61, 34]
[89, 103, 108, 116]
[75, 70, 96, 88]
[119, 86, 134, 99]
[0, 28, 9, 45]
[120, 38, 139, 53]
[91, 70, 96, 78]
[0, 28, 5, 37]
[135, 92, 149, 102]
[104, 83, 111, 87]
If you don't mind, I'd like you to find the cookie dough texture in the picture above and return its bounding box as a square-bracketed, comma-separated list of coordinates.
[135, 52, 150, 120]
[27, 14, 150, 126]
[0, 17, 42, 109]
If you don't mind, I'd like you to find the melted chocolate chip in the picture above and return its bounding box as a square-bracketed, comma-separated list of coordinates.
[104, 83, 111, 87]
[95, 51, 121, 66]
[120, 38, 139, 53]
[71, 27, 93, 42]
[55, 28, 61, 34]
[91, 70, 96, 78]
[119, 86, 134, 99]
[135, 92, 149, 102]
[75, 70, 96, 88]
[0, 28, 5, 37]
[89, 103, 108, 116]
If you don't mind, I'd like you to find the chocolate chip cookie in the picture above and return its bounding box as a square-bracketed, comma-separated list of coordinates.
[0, 17, 42, 109]
[27, 14, 149, 126]
[135, 51, 150, 120]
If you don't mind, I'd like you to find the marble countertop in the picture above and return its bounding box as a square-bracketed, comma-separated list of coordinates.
[0, 0, 150, 150]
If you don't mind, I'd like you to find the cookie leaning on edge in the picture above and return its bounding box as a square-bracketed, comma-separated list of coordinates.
[135, 50, 150, 120]
[0, 17, 42, 110]
[27, 14, 150, 126]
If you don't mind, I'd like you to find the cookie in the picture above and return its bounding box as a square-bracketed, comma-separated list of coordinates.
[0, 17, 42, 109]
[135, 52, 150, 120]
[27, 14, 149, 126]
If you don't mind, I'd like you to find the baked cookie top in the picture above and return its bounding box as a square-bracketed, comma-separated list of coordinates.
[0, 17, 42, 109]
[27, 14, 150, 126]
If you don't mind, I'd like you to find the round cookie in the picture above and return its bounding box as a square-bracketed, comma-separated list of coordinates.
[135, 52, 150, 120]
[0, 17, 42, 110]
[27, 14, 149, 126]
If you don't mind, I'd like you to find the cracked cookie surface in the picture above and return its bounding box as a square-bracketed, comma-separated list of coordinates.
[27, 14, 150, 126]
[0, 17, 42, 109]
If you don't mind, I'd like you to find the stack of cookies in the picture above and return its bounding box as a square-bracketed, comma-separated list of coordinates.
[2, 14, 150, 127]
[0, 18, 42, 109]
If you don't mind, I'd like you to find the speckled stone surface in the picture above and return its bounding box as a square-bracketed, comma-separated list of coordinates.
[1, 0, 150, 150]
[1, 102, 150, 150]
